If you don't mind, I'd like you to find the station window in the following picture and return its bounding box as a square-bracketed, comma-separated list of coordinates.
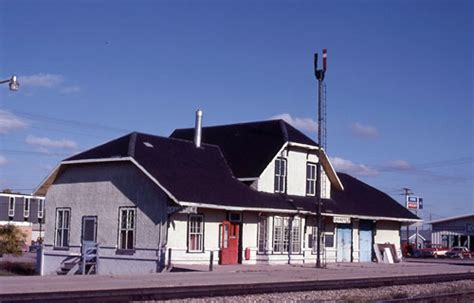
[188, 214, 204, 252]
[55, 208, 71, 248]
[291, 217, 301, 253]
[274, 158, 287, 193]
[273, 216, 301, 254]
[118, 207, 136, 250]
[257, 215, 267, 253]
[306, 163, 317, 196]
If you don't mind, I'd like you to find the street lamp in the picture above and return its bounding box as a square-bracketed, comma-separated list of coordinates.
[0, 75, 19, 91]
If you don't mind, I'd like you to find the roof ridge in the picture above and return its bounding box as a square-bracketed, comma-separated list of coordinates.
[128, 131, 220, 150]
[173, 119, 284, 131]
[279, 119, 289, 142]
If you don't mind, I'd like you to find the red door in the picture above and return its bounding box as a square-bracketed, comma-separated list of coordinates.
[219, 221, 239, 265]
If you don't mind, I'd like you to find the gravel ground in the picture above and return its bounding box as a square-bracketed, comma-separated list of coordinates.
[142, 280, 474, 303]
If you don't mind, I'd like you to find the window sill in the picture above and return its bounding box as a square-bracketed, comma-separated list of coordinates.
[115, 249, 135, 255]
[187, 250, 205, 254]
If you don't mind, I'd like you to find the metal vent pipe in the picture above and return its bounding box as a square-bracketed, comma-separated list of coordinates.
[194, 109, 203, 148]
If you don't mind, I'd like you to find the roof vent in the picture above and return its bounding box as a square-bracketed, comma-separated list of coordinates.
[143, 142, 154, 148]
[194, 109, 203, 148]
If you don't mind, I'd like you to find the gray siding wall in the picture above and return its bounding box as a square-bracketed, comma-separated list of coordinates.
[0, 196, 8, 221]
[42, 161, 168, 275]
[431, 216, 474, 245]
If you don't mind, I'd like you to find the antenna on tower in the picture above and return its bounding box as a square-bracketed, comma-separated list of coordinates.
[314, 48, 328, 269]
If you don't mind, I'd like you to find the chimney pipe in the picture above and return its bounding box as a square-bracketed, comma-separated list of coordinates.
[194, 109, 203, 148]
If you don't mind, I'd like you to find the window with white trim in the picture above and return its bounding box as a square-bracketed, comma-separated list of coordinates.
[188, 214, 204, 252]
[310, 222, 334, 253]
[38, 199, 44, 219]
[291, 217, 301, 253]
[257, 215, 268, 253]
[55, 208, 70, 248]
[274, 157, 287, 193]
[306, 162, 317, 196]
[119, 207, 136, 250]
[24, 198, 30, 218]
[273, 216, 290, 253]
[8, 197, 15, 217]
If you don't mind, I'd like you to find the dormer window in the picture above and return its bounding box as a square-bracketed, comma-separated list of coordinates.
[274, 157, 287, 193]
[306, 162, 317, 196]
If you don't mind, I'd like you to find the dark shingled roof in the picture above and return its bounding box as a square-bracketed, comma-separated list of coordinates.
[290, 174, 418, 220]
[67, 132, 295, 210]
[170, 119, 317, 178]
[66, 132, 418, 220]
[330, 173, 419, 219]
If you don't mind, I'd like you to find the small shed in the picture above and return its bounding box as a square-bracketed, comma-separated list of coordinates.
[427, 214, 474, 250]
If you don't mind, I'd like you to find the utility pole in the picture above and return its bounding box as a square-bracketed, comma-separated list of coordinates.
[402, 188, 413, 249]
[314, 49, 327, 268]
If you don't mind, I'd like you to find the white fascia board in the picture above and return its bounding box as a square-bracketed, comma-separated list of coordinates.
[321, 212, 422, 223]
[0, 193, 45, 199]
[237, 177, 259, 181]
[178, 202, 420, 222]
[286, 142, 343, 191]
[33, 157, 181, 205]
[426, 213, 474, 225]
[179, 201, 311, 214]
[319, 148, 344, 191]
[33, 163, 62, 196]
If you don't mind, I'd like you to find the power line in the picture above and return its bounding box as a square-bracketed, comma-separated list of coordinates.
[0, 149, 71, 157]
[11, 110, 132, 133]
[373, 156, 473, 172]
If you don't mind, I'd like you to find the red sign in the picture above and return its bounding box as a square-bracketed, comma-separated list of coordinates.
[407, 201, 418, 209]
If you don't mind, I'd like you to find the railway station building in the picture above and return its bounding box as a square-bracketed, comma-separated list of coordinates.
[35, 118, 419, 275]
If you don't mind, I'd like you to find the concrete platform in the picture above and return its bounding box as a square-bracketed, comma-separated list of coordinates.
[0, 262, 473, 297]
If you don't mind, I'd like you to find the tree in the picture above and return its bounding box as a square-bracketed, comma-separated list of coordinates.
[0, 225, 26, 256]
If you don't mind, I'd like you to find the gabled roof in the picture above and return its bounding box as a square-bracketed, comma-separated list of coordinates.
[170, 119, 317, 179]
[328, 173, 419, 220]
[35, 132, 419, 222]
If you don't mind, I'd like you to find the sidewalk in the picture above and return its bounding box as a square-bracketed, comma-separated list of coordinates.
[0, 262, 473, 296]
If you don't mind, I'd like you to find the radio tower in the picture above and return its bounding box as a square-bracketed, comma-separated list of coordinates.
[314, 49, 327, 268]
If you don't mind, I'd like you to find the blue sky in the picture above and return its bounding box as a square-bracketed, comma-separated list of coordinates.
[0, 0, 472, 221]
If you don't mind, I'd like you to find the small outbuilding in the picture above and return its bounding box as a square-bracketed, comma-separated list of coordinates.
[427, 214, 474, 251]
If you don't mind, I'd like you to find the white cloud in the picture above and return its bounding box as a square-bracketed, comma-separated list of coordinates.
[25, 135, 77, 149]
[0, 110, 28, 134]
[0, 155, 6, 166]
[20, 73, 64, 88]
[350, 122, 379, 138]
[60, 85, 81, 94]
[270, 113, 318, 133]
[330, 156, 378, 176]
[385, 160, 412, 171]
